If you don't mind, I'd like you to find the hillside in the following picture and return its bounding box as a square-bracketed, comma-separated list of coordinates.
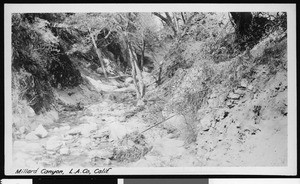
[10, 12, 288, 168]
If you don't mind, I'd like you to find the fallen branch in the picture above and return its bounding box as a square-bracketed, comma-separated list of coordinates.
[141, 114, 176, 134]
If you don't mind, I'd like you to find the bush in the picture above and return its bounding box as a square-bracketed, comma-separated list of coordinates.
[12, 13, 82, 114]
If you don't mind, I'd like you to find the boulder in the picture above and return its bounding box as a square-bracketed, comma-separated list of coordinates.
[240, 79, 248, 88]
[88, 149, 114, 159]
[199, 115, 214, 131]
[105, 158, 111, 165]
[25, 106, 36, 117]
[79, 116, 101, 124]
[108, 122, 131, 141]
[125, 77, 134, 84]
[59, 125, 71, 131]
[34, 124, 48, 138]
[45, 136, 63, 151]
[67, 127, 81, 135]
[247, 84, 254, 90]
[25, 132, 39, 140]
[47, 110, 59, 122]
[228, 92, 240, 100]
[96, 67, 103, 74]
[142, 71, 156, 86]
[63, 135, 73, 140]
[19, 126, 27, 134]
[234, 88, 245, 95]
[53, 127, 60, 132]
[162, 114, 186, 131]
[80, 123, 98, 137]
[34, 115, 54, 126]
[59, 147, 70, 155]
[80, 138, 91, 145]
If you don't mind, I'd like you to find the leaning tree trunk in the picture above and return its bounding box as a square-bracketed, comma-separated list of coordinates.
[140, 38, 146, 71]
[129, 43, 145, 99]
[173, 12, 180, 36]
[122, 33, 145, 100]
[88, 27, 108, 78]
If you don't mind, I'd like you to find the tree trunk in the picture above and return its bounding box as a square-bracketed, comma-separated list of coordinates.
[181, 12, 186, 24]
[140, 39, 145, 71]
[157, 63, 163, 86]
[123, 33, 145, 100]
[88, 27, 108, 78]
[153, 12, 177, 37]
[129, 44, 145, 99]
[173, 12, 180, 35]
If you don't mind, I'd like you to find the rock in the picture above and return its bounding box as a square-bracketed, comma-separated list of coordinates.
[96, 67, 103, 74]
[197, 109, 210, 120]
[53, 127, 60, 132]
[137, 100, 145, 107]
[228, 92, 240, 100]
[63, 135, 73, 140]
[142, 71, 156, 85]
[105, 158, 111, 165]
[93, 128, 110, 139]
[26, 106, 36, 117]
[80, 123, 98, 137]
[226, 100, 236, 108]
[108, 122, 131, 141]
[125, 77, 134, 84]
[247, 84, 254, 90]
[47, 150, 57, 155]
[88, 149, 113, 159]
[19, 126, 27, 134]
[25, 132, 39, 140]
[80, 138, 91, 145]
[240, 79, 248, 88]
[234, 88, 245, 95]
[34, 115, 54, 126]
[210, 91, 218, 98]
[13, 115, 26, 128]
[127, 140, 135, 147]
[200, 115, 214, 131]
[163, 114, 186, 131]
[59, 147, 70, 155]
[34, 124, 48, 138]
[45, 136, 63, 151]
[80, 116, 102, 125]
[59, 125, 71, 131]
[119, 116, 126, 122]
[47, 110, 59, 122]
[67, 127, 81, 135]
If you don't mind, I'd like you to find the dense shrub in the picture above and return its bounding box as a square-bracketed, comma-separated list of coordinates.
[234, 12, 287, 51]
[12, 13, 82, 114]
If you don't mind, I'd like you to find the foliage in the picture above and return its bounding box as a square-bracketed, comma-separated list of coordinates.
[231, 12, 287, 51]
[12, 13, 83, 114]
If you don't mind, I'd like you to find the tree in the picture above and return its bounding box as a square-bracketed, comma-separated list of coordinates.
[64, 12, 160, 101]
[153, 12, 178, 37]
[64, 13, 109, 78]
[117, 13, 146, 100]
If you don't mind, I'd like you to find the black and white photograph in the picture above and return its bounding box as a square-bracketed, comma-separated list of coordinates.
[4, 4, 296, 175]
